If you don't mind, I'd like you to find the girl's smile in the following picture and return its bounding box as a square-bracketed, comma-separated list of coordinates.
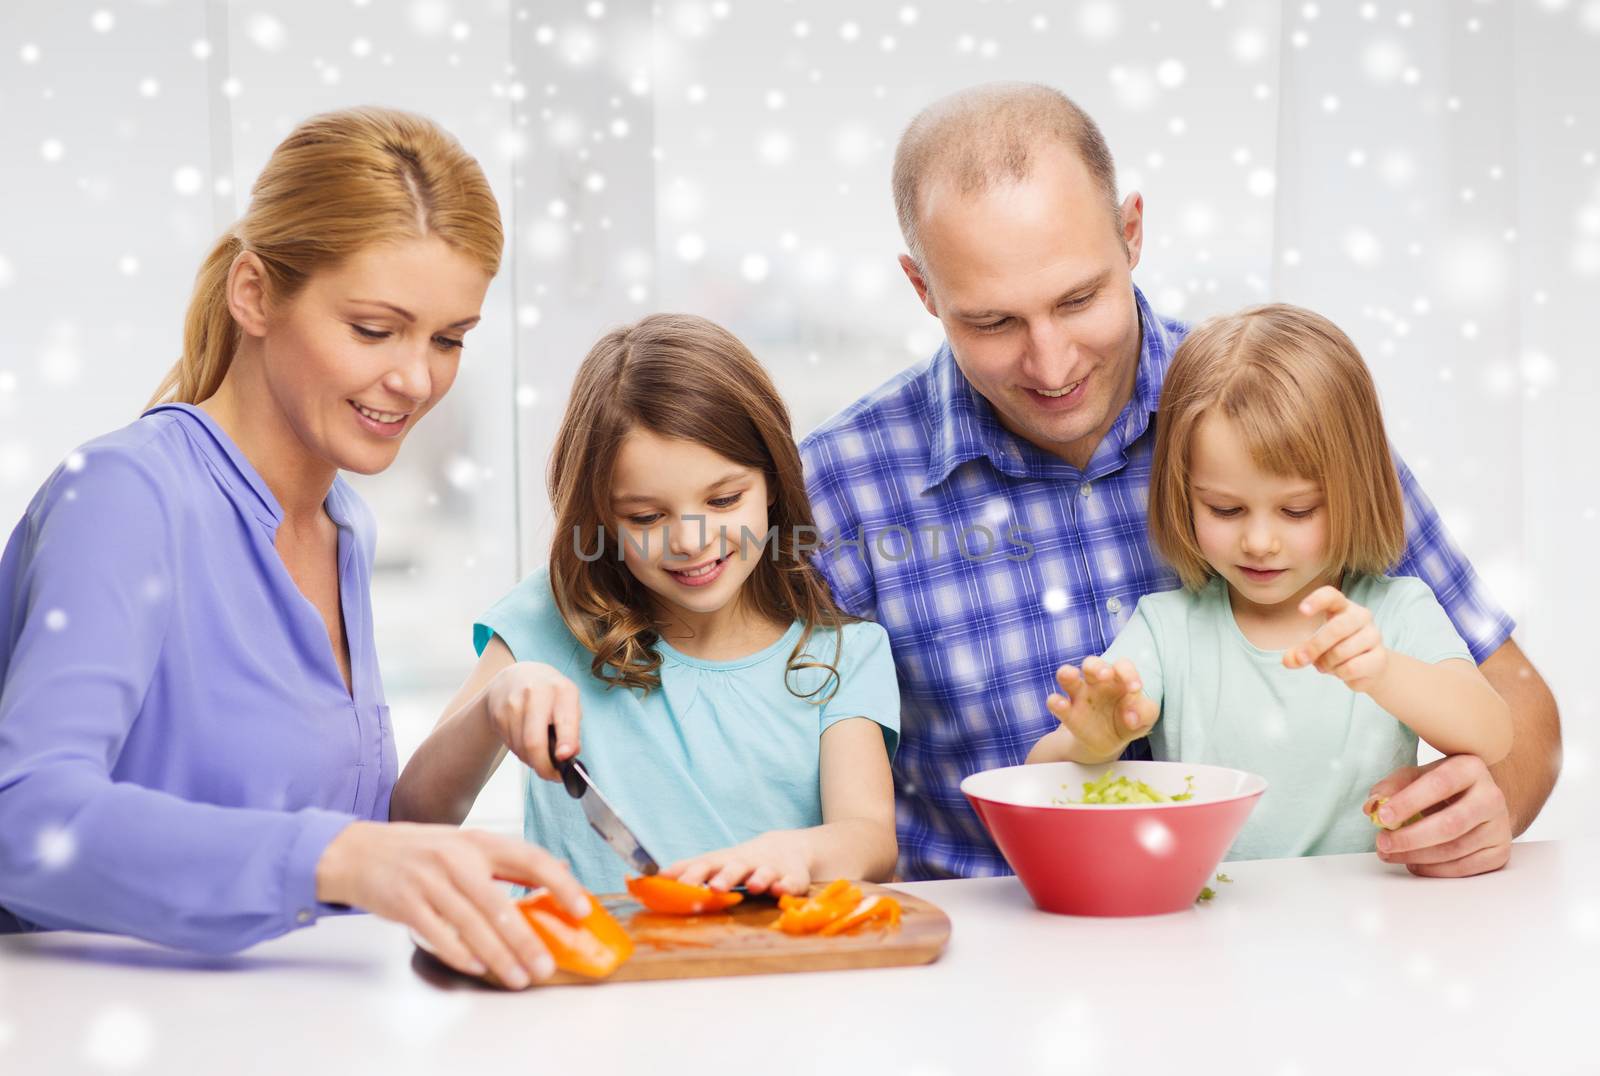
[664, 552, 732, 588]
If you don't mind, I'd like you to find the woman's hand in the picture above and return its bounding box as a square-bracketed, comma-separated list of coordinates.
[661, 831, 816, 896]
[485, 661, 582, 781]
[1284, 586, 1388, 692]
[1045, 655, 1159, 764]
[315, 820, 589, 989]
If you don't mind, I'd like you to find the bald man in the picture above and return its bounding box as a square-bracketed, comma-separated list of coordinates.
[799, 82, 1560, 881]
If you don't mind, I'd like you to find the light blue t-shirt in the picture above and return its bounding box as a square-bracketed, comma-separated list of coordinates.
[1105, 573, 1474, 861]
[474, 569, 901, 894]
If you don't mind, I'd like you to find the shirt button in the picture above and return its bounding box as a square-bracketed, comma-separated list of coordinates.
[1079, 482, 1093, 498]
[1106, 597, 1123, 613]
[296, 909, 312, 924]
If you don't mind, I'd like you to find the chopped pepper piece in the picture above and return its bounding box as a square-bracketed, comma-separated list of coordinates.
[516, 891, 634, 980]
[771, 879, 863, 935]
[625, 875, 744, 915]
[818, 893, 903, 936]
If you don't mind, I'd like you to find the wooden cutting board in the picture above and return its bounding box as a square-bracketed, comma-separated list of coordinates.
[420, 882, 950, 987]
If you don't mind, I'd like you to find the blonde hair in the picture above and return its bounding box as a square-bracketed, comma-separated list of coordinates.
[892, 82, 1121, 270]
[1149, 303, 1405, 591]
[148, 106, 503, 408]
[547, 314, 857, 701]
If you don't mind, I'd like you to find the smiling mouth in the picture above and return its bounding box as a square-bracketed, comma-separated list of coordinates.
[350, 401, 411, 424]
[1031, 377, 1085, 398]
[666, 554, 730, 578]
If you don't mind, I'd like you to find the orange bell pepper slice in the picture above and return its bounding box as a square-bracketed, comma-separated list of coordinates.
[818, 893, 903, 936]
[625, 875, 744, 916]
[772, 879, 863, 935]
[515, 891, 634, 980]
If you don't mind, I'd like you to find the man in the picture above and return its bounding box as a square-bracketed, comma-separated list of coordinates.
[799, 82, 1560, 881]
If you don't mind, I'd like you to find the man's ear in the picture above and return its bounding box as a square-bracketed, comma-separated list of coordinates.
[898, 253, 939, 317]
[226, 250, 271, 338]
[1119, 191, 1145, 271]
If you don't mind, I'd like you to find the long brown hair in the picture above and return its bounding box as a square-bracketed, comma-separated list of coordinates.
[148, 106, 503, 408]
[548, 313, 856, 700]
[1149, 303, 1405, 590]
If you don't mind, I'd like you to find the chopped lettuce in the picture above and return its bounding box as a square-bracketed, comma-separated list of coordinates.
[1056, 770, 1197, 805]
[1196, 873, 1234, 904]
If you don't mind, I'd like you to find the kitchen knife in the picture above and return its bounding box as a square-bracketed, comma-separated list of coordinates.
[547, 726, 661, 877]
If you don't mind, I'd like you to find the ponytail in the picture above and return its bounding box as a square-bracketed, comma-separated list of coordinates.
[146, 232, 243, 409]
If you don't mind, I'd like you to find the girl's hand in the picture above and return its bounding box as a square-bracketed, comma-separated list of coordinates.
[1046, 656, 1159, 763]
[484, 661, 582, 782]
[662, 831, 815, 896]
[315, 821, 589, 989]
[1284, 586, 1389, 692]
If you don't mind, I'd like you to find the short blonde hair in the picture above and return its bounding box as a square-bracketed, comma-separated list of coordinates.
[891, 82, 1120, 270]
[1149, 304, 1405, 591]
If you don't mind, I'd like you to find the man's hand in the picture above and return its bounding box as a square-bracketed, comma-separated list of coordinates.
[1363, 755, 1512, 877]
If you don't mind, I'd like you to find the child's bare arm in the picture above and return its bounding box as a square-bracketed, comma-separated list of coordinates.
[391, 638, 586, 824]
[1287, 586, 1512, 764]
[663, 716, 897, 894]
[1366, 655, 1511, 763]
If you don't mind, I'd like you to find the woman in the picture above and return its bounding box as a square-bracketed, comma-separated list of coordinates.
[0, 107, 584, 990]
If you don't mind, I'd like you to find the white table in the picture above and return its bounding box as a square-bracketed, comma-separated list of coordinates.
[2, 839, 1595, 1075]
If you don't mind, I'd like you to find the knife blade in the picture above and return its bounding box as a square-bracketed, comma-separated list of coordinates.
[547, 726, 660, 877]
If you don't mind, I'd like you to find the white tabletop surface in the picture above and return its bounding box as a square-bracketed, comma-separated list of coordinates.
[2, 838, 1596, 1075]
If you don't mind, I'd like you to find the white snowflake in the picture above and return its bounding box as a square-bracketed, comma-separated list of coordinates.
[675, 233, 706, 263]
[37, 825, 76, 867]
[173, 166, 204, 196]
[739, 253, 769, 282]
[247, 13, 287, 52]
[1135, 818, 1175, 856]
[1078, 1, 1121, 41]
[83, 1005, 155, 1072]
[1232, 26, 1268, 62]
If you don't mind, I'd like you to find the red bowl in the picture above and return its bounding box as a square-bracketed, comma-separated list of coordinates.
[961, 761, 1266, 917]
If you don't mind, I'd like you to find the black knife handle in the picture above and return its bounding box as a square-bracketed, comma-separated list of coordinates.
[547, 725, 585, 800]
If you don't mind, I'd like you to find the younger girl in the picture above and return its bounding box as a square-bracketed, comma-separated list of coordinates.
[393, 314, 900, 894]
[1027, 304, 1511, 859]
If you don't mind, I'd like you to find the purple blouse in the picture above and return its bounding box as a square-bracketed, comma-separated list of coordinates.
[0, 404, 394, 952]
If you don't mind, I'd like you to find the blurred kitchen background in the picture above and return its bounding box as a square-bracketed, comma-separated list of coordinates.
[1, 0, 1595, 839]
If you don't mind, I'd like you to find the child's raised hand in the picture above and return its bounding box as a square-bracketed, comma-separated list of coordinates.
[484, 661, 583, 782]
[1046, 655, 1159, 764]
[661, 831, 813, 897]
[1283, 585, 1388, 692]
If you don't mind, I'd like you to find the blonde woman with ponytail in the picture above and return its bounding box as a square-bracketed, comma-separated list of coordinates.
[0, 107, 585, 988]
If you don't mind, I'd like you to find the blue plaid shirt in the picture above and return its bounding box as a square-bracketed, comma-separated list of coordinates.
[799, 285, 1515, 880]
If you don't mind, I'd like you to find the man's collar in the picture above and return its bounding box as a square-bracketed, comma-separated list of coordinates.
[922, 284, 1174, 492]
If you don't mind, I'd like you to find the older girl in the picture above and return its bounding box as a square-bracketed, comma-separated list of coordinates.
[394, 314, 900, 895]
